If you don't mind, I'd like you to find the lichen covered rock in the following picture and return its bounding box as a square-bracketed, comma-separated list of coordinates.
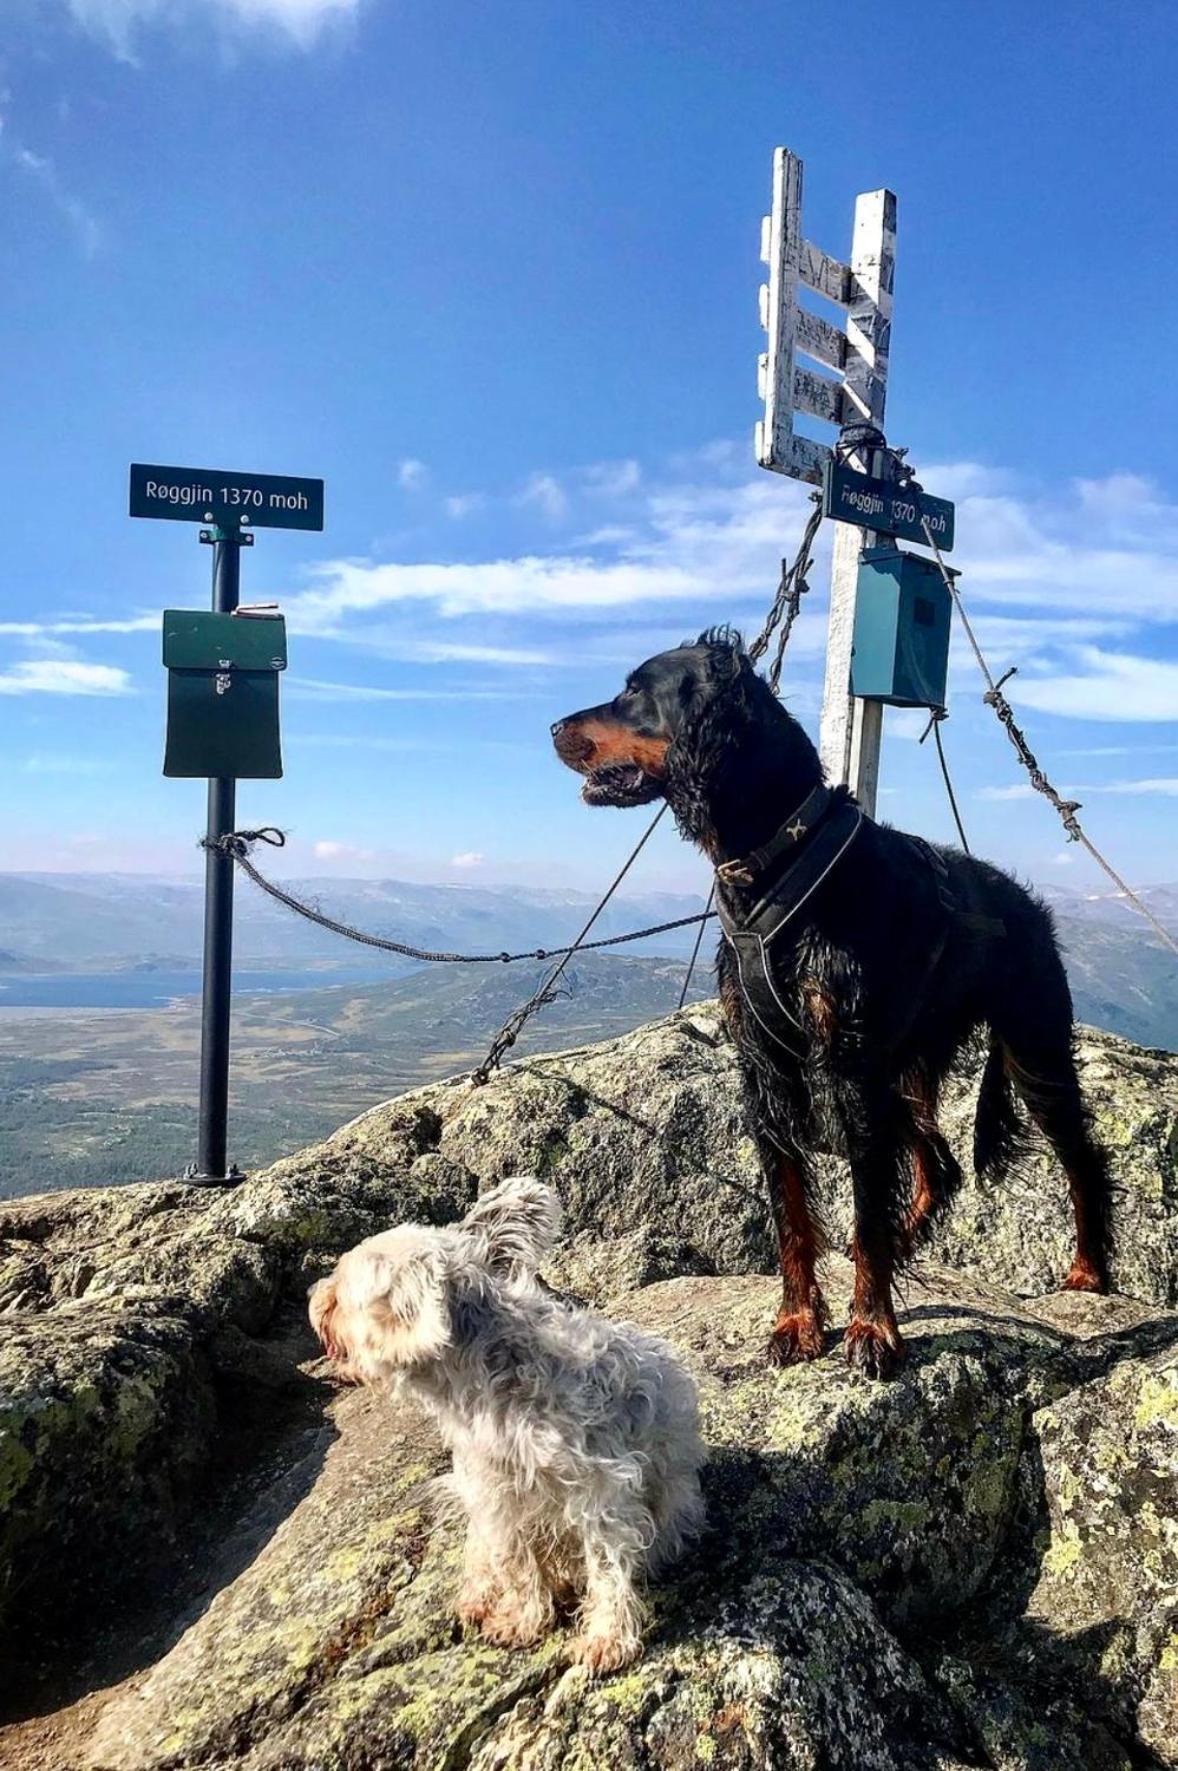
[2, 1006, 1177, 1770]
[1023, 1347, 1178, 1763]
[0, 1295, 215, 1635]
[204, 1006, 1177, 1308]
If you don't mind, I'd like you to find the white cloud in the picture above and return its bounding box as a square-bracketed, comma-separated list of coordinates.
[397, 458, 428, 491]
[445, 493, 487, 520]
[516, 473, 569, 522]
[287, 676, 520, 701]
[0, 615, 158, 637]
[13, 147, 101, 257]
[0, 660, 131, 696]
[313, 839, 374, 861]
[1011, 649, 1178, 722]
[450, 852, 484, 870]
[978, 783, 1035, 802]
[23, 752, 114, 774]
[580, 459, 642, 497]
[404, 640, 556, 666]
[62, 0, 359, 56]
[1083, 777, 1178, 798]
[980, 774, 1178, 803]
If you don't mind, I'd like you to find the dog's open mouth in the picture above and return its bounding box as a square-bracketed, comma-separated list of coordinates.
[582, 764, 663, 808]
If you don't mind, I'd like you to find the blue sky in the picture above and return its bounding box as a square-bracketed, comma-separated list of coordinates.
[2, 0, 1176, 900]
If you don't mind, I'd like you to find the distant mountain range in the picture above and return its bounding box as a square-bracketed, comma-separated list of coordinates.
[0, 872, 708, 971]
[1, 870, 1176, 1050]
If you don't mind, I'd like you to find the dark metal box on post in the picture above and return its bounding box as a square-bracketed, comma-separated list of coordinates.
[162, 610, 287, 779]
[850, 547, 953, 711]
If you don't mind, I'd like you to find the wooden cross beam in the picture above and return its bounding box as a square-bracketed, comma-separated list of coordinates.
[755, 147, 896, 487]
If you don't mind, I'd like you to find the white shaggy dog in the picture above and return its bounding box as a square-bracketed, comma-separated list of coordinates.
[309, 1177, 705, 1672]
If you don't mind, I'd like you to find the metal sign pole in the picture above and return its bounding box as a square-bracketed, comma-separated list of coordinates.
[133, 461, 319, 1184]
[195, 529, 242, 1181]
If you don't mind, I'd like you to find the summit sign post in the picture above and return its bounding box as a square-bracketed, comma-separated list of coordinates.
[130, 460, 323, 1183]
[129, 464, 324, 533]
[754, 147, 898, 815]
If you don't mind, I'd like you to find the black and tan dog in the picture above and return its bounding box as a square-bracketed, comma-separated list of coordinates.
[553, 628, 1112, 1378]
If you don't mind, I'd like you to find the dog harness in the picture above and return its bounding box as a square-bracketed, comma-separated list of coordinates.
[715, 784, 864, 1058]
[714, 785, 1004, 1060]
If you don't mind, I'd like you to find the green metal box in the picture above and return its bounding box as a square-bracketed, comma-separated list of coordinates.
[850, 548, 952, 710]
[162, 610, 287, 779]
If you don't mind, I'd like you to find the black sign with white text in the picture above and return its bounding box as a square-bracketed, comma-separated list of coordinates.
[129, 463, 324, 532]
[823, 461, 954, 552]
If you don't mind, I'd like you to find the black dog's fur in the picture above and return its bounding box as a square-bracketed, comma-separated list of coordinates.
[554, 629, 1113, 1377]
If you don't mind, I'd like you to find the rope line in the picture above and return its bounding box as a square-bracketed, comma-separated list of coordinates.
[202, 825, 717, 965]
[918, 711, 971, 854]
[919, 517, 1178, 959]
[677, 882, 716, 1010]
[470, 805, 671, 1083]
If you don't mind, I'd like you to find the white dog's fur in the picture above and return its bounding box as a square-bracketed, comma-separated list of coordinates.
[309, 1177, 706, 1672]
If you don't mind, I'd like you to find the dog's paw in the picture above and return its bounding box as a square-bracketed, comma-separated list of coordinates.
[844, 1318, 906, 1380]
[477, 1601, 551, 1650]
[456, 1594, 496, 1629]
[766, 1311, 825, 1367]
[569, 1632, 642, 1676]
[1063, 1257, 1108, 1295]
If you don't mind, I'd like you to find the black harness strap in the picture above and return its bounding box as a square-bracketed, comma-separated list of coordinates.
[716, 806, 1006, 1062]
[716, 793, 864, 1058]
[716, 782, 834, 889]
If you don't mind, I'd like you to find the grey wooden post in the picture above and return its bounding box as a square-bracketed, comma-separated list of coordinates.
[755, 150, 897, 817]
[818, 190, 896, 812]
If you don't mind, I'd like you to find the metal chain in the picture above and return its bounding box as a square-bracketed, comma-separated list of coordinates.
[919, 517, 1178, 959]
[747, 492, 825, 693]
[202, 825, 716, 965]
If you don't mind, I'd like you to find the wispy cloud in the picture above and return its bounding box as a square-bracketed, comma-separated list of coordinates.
[580, 459, 642, 497]
[450, 851, 484, 870]
[515, 472, 570, 523]
[397, 458, 428, 491]
[1011, 649, 1178, 723]
[12, 146, 101, 257]
[977, 784, 1036, 802]
[272, 458, 1178, 735]
[0, 660, 131, 696]
[23, 752, 115, 774]
[979, 775, 1178, 802]
[313, 839, 375, 861]
[62, 0, 360, 57]
[286, 676, 524, 702]
[0, 616, 158, 637]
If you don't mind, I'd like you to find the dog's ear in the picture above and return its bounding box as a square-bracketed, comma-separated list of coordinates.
[308, 1274, 342, 1358]
[461, 1176, 562, 1275]
[691, 626, 749, 692]
[365, 1244, 451, 1364]
[312, 1242, 451, 1372]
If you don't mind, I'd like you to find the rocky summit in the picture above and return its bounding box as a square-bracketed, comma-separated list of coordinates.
[0, 1003, 1176, 1770]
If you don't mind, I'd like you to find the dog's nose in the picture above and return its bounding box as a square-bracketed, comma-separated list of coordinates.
[551, 718, 567, 737]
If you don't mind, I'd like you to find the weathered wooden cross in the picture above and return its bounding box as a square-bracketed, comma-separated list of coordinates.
[755, 146, 897, 815]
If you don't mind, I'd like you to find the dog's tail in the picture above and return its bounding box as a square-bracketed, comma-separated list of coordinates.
[973, 1033, 1027, 1180]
